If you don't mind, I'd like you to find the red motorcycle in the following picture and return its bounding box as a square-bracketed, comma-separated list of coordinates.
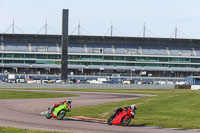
[107, 107, 134, 126]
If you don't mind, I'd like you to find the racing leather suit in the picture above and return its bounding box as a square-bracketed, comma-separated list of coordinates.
[53, 101, 71, 111]
[116, 106, 135, 116]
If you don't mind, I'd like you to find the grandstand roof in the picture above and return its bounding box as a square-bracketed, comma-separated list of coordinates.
[1, 34, 200, 47]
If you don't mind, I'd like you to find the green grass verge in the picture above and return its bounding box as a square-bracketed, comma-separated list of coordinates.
[0, 90, 77, 99]
[66, 89, 200, 129]
[0, 127, 68, 133]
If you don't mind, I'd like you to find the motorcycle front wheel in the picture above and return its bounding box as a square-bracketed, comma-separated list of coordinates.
[57, 110, 66, 120]
[107, 114, 116, 125]
[46, 111, 52, 119]
[121, 116, 131, 126]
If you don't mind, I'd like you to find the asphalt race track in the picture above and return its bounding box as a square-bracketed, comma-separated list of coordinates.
[0, 89, 198, 133]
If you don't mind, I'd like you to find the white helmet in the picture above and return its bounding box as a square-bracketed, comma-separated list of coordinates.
[131, 104, 137, 111]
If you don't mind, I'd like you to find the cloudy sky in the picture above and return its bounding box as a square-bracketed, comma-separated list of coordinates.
[0, 0, 200, 38]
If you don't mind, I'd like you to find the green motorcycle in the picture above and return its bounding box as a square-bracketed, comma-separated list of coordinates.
[46, 102, 70, 120]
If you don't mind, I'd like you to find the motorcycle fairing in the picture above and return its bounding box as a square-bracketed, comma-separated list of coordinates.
[112, 110, 127, 125]
[52, 103, 67, 117]
[52, 113, 57, 118]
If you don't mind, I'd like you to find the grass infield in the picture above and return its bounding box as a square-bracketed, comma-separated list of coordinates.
[0, 90, 77, 99]
[66, 89, 200, 129]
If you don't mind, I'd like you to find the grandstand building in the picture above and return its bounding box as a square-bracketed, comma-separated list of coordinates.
[0, 33, 200, 78]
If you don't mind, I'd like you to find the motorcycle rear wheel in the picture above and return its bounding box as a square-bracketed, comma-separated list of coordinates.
[57, 110, 66, 120]
[121, 116, 131, 126]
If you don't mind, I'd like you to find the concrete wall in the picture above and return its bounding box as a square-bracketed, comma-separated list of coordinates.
[0, 83, 175, 89]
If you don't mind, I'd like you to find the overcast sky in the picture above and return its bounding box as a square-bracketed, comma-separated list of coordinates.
[0, 0, 200, 38]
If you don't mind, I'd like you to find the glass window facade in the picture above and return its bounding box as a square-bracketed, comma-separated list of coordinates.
[1, 53, 200, 68]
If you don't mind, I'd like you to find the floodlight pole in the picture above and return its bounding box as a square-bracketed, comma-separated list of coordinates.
[45, 19, 47, 35]
[61, 9, 69, 81]
[12, 19, 15, 34]
[111, 21, 113, 37]
[175, 24, 178, 38]
[143, 22, 146, 37]
[78, 20, 80, 35]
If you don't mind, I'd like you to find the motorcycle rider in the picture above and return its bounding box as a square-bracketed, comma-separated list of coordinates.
[115, 104, 137, 116]
[52, 99, 72, 112]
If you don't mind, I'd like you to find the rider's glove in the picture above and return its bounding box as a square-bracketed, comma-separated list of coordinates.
[131, 112, 135, 116]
